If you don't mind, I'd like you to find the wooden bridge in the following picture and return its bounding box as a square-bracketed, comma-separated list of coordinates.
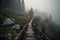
[14, 18, 50, 40]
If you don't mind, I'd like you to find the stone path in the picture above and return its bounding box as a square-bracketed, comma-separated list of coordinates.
[25, 18, 36, 40]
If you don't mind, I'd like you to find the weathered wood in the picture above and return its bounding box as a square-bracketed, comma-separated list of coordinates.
[14, 24, 27, 40]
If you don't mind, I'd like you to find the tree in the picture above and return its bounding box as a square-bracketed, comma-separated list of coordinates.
[28, 8, 34, 18]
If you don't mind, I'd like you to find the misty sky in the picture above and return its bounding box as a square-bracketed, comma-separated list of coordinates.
[24, 0, 60, 25]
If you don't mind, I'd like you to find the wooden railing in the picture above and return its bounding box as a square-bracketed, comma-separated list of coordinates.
[14, 24, 28, 40]
[14, 16, 34, 40]
[32, 24, 50, 40]
[14, 17, 50, 40]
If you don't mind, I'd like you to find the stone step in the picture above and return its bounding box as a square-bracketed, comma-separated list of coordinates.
[28, 27, 32, 29]
[23, 34, 35, 38]
[26, 38, 36, 40]
[27, 34, 34, 37]
[26, 31, 35, 34]
[27, 29, 33, 31]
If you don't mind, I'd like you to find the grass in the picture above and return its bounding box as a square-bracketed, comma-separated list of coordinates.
[0, 10, 30, 39]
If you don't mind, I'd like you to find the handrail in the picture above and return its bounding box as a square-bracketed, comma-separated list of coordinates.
[14, 17, 37, 40]
[14, 24, 27, 40]
[42, 33, 50, 40]
[33, 26, 50, 40]
[32, 17, 50, 40]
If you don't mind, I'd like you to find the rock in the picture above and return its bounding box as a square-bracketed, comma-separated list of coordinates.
[12, 24, 21, 30]
[1, 18, 15, 26]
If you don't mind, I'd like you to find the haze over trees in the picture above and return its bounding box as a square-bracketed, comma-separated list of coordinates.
[0, 0, 31, 39]
[0, 0, 60, 40]
[33, 9, 60, 40]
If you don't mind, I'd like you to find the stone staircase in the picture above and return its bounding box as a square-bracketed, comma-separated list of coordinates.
[24, 19, 36, 40]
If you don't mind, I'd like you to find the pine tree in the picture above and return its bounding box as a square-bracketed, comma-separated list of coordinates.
[21, 0, 25, 12]
[28, 8, 34, 18]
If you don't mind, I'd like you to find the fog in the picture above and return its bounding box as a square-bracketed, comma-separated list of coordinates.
[24, 0, 60, 25]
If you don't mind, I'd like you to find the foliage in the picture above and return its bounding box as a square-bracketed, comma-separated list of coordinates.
[0, 10, 30, 39]
[13, 13, 29, 25]
[32, 16, 56, 40]
[28, 8, 34, 18]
